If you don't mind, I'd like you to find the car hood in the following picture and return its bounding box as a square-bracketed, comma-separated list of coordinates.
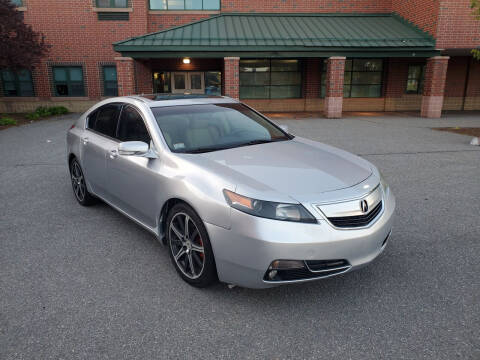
[199, 137, 373, 202]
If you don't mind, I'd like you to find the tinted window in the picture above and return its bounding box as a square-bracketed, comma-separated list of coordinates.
[117, 106, 150, 143]
[152, 103, 290, 153]
[88, 104, 121, 138]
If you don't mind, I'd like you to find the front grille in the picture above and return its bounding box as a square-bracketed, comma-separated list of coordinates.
[328, 201, 383, 228]
[305, 259, 350, 272]
[264, 260, 351, 282]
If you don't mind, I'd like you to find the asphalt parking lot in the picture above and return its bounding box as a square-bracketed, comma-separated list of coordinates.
[1, 111, 479, 359]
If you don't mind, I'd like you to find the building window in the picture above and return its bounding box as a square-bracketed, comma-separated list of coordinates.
[11, 0, 23, 6]
[406, 64, 425, 94]
[1, 69, 34, 97]
[321, 59, 383, 98]
[205, 71, 221, 95]
[344, 59, 383, 98]
[52, 66, 85, 97]
[102, 66, 118, 96]
[149, 0, 220, 10]
[96, 0, 128, 7]
[240, 59, 302, 99]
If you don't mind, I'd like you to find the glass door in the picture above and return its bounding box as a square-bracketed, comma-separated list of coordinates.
[171, 72, 205, 94]
[171, 72, 187, 94]
[188, 72, 204, 94]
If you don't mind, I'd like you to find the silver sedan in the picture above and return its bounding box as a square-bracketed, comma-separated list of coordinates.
[66, 96, 395, 288]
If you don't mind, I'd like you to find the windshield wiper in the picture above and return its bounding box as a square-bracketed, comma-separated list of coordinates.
[184, 145, 236, 154]
[182, 138, 289, 154]
[238, 138, 289, 147]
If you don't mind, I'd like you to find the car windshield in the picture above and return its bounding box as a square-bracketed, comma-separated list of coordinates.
[151, 103, 291, 154]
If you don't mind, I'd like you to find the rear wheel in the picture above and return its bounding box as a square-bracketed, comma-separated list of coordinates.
[167, 203, 217, 287]
[69, 158, 97, 206]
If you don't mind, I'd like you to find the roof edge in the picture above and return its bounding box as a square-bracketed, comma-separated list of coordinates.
[114, 12, 403, 46]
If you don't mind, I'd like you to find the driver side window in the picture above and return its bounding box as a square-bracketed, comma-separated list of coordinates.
[117, 105, 151, 144]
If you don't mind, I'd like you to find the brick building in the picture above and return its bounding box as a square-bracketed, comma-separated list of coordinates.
[1, 0, 479, 118]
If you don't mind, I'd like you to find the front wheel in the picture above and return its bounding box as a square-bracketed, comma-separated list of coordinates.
[69, 158, 97, 206]
[166, 203, 217, 287]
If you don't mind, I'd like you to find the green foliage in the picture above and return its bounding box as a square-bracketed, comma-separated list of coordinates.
[26, 106, 69, 120]
[0, 117, 17, 126]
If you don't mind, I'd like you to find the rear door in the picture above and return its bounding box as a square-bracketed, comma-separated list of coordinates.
[80, 104, 121, 198]
[105, 105, 160, 227]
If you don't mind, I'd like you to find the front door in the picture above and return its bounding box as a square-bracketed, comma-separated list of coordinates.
[105, 105, 159, 228]
[171, 72, 205, 94]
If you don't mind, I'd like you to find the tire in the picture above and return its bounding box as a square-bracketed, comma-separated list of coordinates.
[69, 158, 97, 206]
[166, 203, 218, 287]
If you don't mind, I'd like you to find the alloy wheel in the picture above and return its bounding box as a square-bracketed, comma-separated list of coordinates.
[71, 161, 86, 202]
[169, 212, 205, 279]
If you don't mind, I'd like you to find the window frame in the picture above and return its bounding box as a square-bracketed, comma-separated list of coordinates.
[149, 0, 221, 11]
[1, 69, 34, 97]
[86, 103, 123, 140]
[102, 65, 118, 97]
[96, 0, 129, 8]
[239, 59, 303, 100]
[343, 59, 384, 98]
[52, 66, 85, 97]
[116, 104, 152, 143]
[405, 64, 425, 94]
[320, 58, 384, 98]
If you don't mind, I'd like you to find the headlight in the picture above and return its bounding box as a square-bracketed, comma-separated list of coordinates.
[223, 189, 317, 223]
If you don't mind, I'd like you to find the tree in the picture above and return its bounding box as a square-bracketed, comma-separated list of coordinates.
[0, 0, 48, 71]
[472, 0, 480, 59]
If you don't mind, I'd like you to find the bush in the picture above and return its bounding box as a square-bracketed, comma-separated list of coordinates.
[25, 106, 69, 120]
[0, 117, 17, 126]
[25, 112, 41, 120]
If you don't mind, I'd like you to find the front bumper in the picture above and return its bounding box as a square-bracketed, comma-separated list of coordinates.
[206, 188, 395, 289]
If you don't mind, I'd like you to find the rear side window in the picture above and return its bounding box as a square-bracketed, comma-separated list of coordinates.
[117, 105, 150, 143]
[87, 104, 121, 138]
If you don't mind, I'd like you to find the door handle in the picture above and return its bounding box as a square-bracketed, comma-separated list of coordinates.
[109, 149, 118, 159]
[81, 137, 89, 145]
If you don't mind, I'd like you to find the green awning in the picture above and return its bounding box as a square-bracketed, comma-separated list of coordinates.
[114, 13, 438, 58]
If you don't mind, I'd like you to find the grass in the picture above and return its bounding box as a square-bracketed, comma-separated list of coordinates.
[0, 117, 17, 126]
[0, 106, 69, 130]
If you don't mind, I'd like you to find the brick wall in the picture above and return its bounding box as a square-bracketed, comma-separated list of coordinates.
[304, 59, 321, 99]
[20, 0, 148, 101]
[392, 0, 439, 36]
[464, 59, 480, 110]
[147, 13, 212, 32]
[221, 0, 391, 13]
[223, 57, 239, 99]
[436, 0, 480, 49]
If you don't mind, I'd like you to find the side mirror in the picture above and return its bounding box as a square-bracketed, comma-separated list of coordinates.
[118, 141, 149, 156]
[279, 125, 289, 133]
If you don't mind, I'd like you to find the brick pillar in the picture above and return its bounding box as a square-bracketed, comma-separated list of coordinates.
[115, 57, 136, 96]
[224, 57, 239, 100]
[324, 56, 346, 118]
[421, 56, 449, 118]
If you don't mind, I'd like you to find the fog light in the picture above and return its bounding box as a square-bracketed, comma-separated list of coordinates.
[268, 270, 278, 280]
[269, 260, 305, 270]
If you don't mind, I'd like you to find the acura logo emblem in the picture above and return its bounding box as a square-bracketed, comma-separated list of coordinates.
[360, 200, 369, 213]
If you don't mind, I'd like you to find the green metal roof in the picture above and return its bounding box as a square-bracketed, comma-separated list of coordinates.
[114, 13, 438, 58]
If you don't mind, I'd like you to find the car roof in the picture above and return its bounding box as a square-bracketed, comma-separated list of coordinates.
[124, 95, 238, 108]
